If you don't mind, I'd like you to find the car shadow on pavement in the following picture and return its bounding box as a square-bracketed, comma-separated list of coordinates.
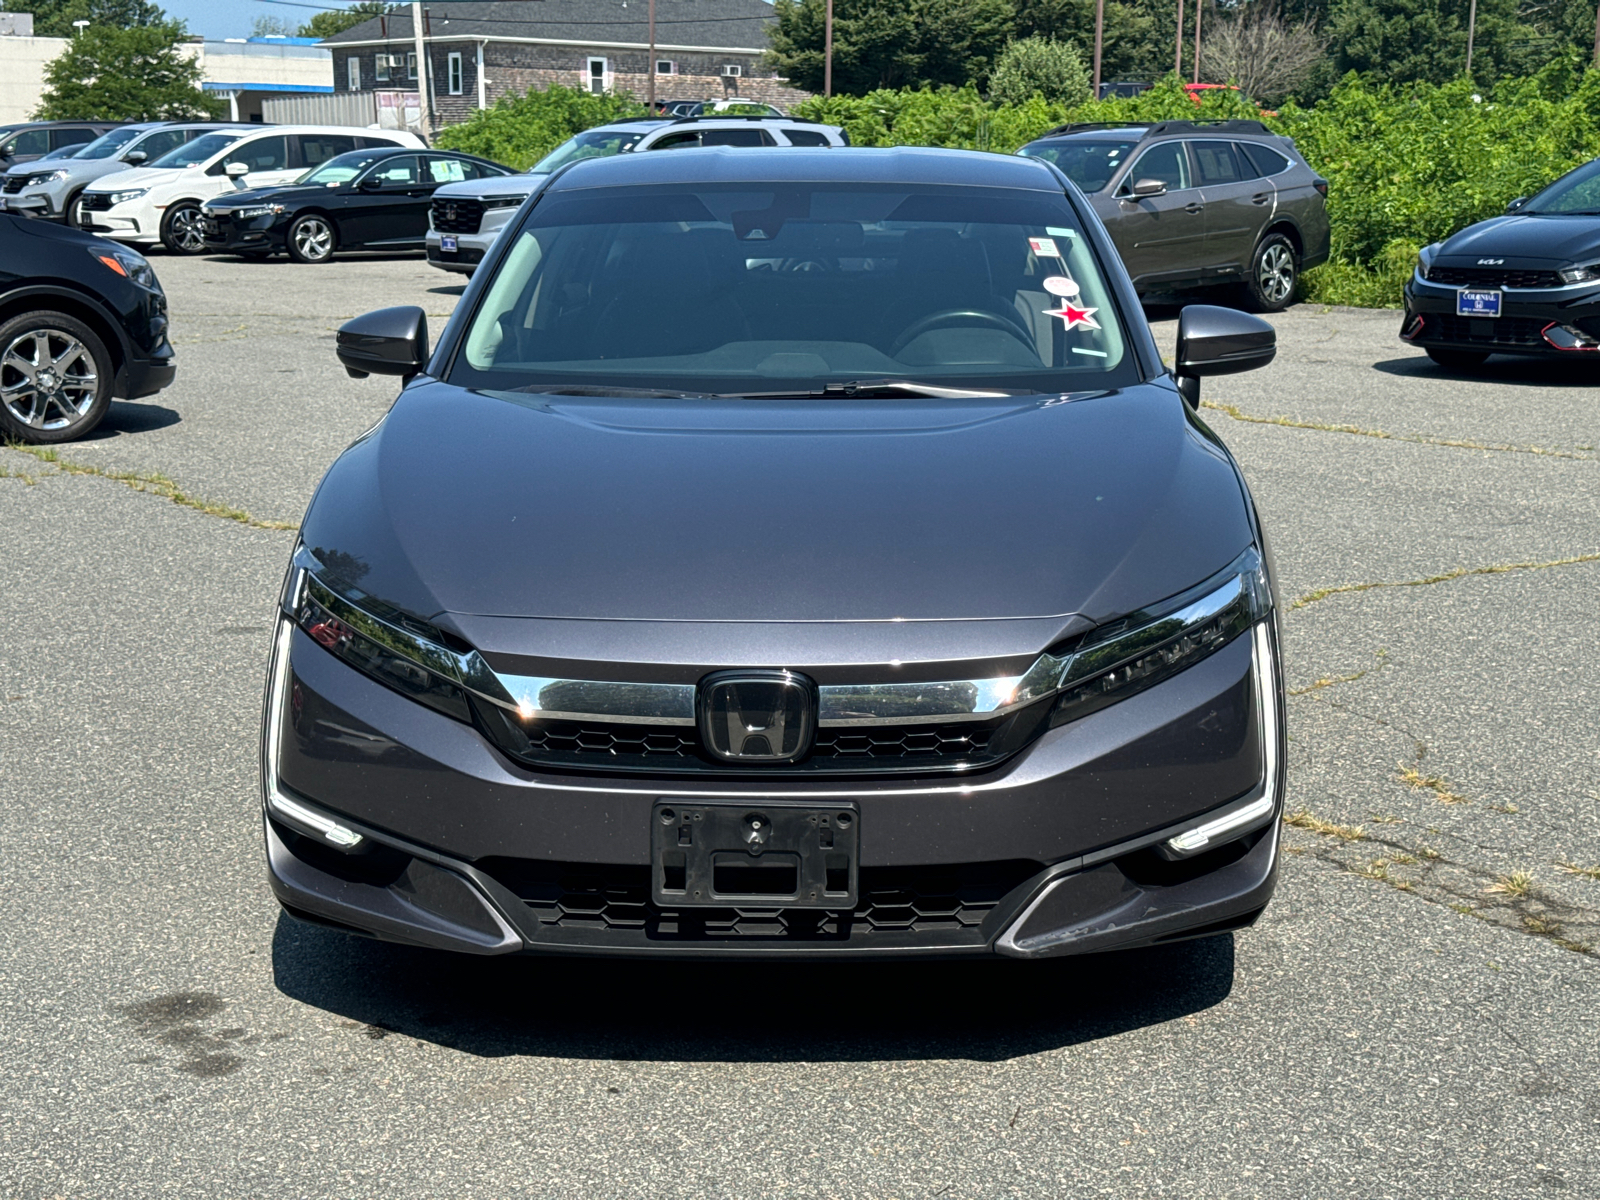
[428, 284, 467, 296]
[1372, 354, 1600, 386]
[85, 400, 181, 438]
[270, 914, 1235, 1062]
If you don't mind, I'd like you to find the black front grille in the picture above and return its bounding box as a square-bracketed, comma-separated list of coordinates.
[431, 196, 483, 234]
[472, 701, 1045, 777]
[80, 192, 113, 212]
[482, 858, 1044, 945]
[1427, 313, 1548, 348]
[2, 176, 26, 194]
[1428, 266, 1563, 288]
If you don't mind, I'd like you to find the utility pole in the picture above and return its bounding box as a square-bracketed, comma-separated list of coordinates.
[1193, 0, 1202, 84]
[824, 0, 834, 97]
[1174, 0, 1184, 78]
[1092, 0, 1104, 99]
[1465, 0, 1477, 75]
[648, 0, 656, 110]
[411, 1, 430, 136]
[1594, 0, 1600, 69]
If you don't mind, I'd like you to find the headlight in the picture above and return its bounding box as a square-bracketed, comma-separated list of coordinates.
[1558, 263, 1600, 285]
[104, 188, 147, 206]
[1414, 253, 1431, 281]
[481, 195, 526, 210]
[229, 203, 285, 219]
[28, 169, 69, 186]
[1047, 548, 1272, 729]
[86, 243, 157, 289]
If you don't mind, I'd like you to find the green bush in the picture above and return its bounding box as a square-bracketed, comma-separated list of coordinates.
[432, 84, 646, 170]
[987, 36, 1092, 108]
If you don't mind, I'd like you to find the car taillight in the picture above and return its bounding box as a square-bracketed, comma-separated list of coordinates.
[1313, 179, 1329, 198]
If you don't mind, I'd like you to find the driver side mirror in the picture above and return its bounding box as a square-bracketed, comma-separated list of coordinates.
[337, 306, 429, 381]
[225, 161, 249, 178]
[357, 175, 383, 191]
[124, 150, 146, 164]
[1173, 305, 1276, 408]
[1129, 177, 1167, 199]
[1505, 195, 1528, 213]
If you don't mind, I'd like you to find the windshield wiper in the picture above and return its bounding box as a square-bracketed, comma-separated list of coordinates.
[729, 380, 1040, 400]
[518, 384, 719, 399]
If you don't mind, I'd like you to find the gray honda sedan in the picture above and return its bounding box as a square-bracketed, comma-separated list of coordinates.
[1019, 118, 1329, 311]
[262, 147, 1286, 961]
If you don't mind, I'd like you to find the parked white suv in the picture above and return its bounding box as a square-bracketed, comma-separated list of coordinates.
[81, 125, 426, 254]
[426, 117, 847, 275]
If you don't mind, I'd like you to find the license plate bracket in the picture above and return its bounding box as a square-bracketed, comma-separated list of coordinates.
[440, 234, 458, 252]
[1457, 288, 1501, 317]
[651, 801, 858, 908]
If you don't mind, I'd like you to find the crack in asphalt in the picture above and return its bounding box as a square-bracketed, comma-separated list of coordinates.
[1202, 400, 1597, 460]
[2, 444, 298, 532]
[1288, 552, 1600, 611]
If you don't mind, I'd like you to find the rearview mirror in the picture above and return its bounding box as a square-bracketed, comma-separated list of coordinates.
[1130, 177, 1167, 198]
[124, 150, 146, 164]
[337, 306, 429, 380]
[1173, 305, 1276, 407]
[225, 162, 249, 178]
[1504, 195, 1528, 213]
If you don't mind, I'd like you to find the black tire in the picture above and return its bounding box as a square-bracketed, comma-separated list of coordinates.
[0, 310, 114, 444]
[160, 200, 207, 254]
[1243, 232, 1299, 312]
[1426, 347, 1490, 372]
[63, 189, 85, 228]
[286, 214, 337, 264]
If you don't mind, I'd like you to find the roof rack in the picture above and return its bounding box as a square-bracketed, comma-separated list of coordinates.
[1038, 121, 1151, 138]
[666, 114, 816, 125]
[1034, 117, 1273, 141]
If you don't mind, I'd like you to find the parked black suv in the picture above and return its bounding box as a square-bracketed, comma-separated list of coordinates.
[262, 147, 1287, 962]
[1019, 119, 1329, 311]
[0, 213, 175, 442]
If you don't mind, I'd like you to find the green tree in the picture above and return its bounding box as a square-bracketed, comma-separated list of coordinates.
[2, 0, 165, 38]
[989, 35, 1092, 105]
[769, 0, 1016, 95]
[33, 20, 220, 120]
[431, 83, 646, 169]
[299, 2, 392, 41]
[1325, 0, 1539, 85]
[1012, 0, 1161, 81]
[250, 15, 296, 37]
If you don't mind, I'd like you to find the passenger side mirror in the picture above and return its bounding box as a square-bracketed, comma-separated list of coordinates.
[336, 306, 429, 381]
[225, 162, 249, 178]
[124, 150, 146, 164]
[1130, 177, 1167, 198]
[1173, 305, 1276, 408]
[357, 175, 383, 191]
[1505, 195, 1528, 213]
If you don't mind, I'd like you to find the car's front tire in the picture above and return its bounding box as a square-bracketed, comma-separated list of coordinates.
[160, 201, 208, 255]
[1244, 233, 1298, 312]
[0, 311, 114, 444]
[1426, 347, 1490, 372]
[287, 214, 336, 264]
[63, 190, 85, 228]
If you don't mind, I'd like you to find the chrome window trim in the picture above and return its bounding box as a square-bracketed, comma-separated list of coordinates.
[291, 548, 1263, 729]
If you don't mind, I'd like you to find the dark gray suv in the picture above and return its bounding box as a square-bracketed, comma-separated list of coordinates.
[1019, 119, 1329, 311]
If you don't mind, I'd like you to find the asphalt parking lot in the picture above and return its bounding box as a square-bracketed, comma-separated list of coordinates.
[3, 253, 1597, 1199]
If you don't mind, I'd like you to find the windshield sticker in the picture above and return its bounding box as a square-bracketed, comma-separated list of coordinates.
[1028, 237, 1060, 258]
[1042, 275, 1080, 300]
[1071, 346, 1109, 358]
[1046, 227, 1077, 238]
[1044, 301, 1101, 332]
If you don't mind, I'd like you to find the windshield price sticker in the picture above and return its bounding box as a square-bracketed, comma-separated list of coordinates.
[1457, 288, 1501, 317]
[1029, 237, 1061, 258]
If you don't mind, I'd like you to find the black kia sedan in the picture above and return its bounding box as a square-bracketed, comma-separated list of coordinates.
[201, 147, 511, 263]
[1404, 157, 1600, 369]
[0, 212, 174, 443]
[262, 148, 1286, 961]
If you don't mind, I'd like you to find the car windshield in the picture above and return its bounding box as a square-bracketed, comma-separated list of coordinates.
[300, 150, 389, 185]
[149, 132, 241, 169]
[74, 126, 146, 160]
[1523, 158, 1600, 214]
[1019, 139, 1139, 194]
[529, 129, 650, 174]
[453, 182, 1135, 396]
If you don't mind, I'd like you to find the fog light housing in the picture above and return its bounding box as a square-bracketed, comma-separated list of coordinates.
[1541, 322, 1600, 351]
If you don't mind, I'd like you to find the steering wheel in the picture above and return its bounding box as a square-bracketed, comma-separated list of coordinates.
[889, 307, 1036, 357]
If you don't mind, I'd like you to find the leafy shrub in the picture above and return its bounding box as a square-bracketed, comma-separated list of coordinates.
[432, 84, 646, 170]
[988, 36, 1092, 108]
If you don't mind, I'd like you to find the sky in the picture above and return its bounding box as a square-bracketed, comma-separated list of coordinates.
[163, 0, 362, 40]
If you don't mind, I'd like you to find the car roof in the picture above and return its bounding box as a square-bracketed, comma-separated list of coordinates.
[548, 146, 1062, 192]
[1026, 119, 1276, 144]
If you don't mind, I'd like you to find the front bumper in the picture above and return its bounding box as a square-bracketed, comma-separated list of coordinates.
[0, 188, 57, 218]
[201, 211, 285, 254]
[261, 614, 1286, 959]
[425, 228, 494, 274]
[1403, 273, 1600, 358]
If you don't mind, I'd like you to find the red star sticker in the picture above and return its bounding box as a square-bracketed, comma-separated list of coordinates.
[1044, 303, 1101, 331]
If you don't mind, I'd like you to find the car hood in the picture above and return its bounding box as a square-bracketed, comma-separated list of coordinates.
[1436, 214, 1600, 265]
[300, 382, 1255, 662]
[209, 183, 322, 207]
[432, 173, 545, 201]
[84, 165, 185, 193]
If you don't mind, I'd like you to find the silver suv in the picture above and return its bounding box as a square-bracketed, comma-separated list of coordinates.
[0, 122, 249, 227]
[426, 116, 848, 275]
[1018, 119, 1329, 311]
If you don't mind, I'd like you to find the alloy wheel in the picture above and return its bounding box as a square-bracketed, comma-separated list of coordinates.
[1258, 243, 1295, 305]
[169, 205, 206, 253]
[0, 328, 99, 433]
[293, 217, 334, 262]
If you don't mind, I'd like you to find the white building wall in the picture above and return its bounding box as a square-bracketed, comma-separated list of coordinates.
[0, 36, 69, 124]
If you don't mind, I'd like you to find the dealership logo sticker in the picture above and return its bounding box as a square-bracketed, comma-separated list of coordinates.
[1041, 275, 1098, 330]
[1029, 237, 1060, 258]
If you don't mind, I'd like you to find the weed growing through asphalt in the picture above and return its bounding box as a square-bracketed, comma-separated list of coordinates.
[1556, 862, 1600, 881]
[1284, 809, 1367, 841]
[1485, 871, 1535, 898]
[1397, 764, 1468, 805]
[1290, 552, 1600, 612]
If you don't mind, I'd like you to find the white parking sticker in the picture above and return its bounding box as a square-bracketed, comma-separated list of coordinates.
[1028, 237, 1060, 258]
